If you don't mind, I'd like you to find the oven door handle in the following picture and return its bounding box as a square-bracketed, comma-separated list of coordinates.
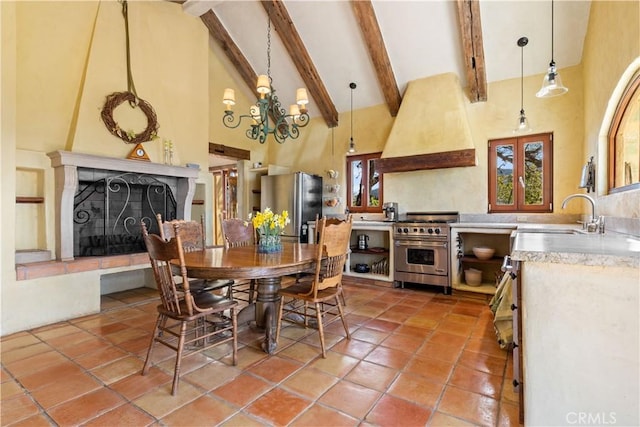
[395, 240, 448, 249]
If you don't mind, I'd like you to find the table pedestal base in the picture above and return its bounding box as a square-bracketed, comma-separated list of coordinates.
[255, 276, 281, 354]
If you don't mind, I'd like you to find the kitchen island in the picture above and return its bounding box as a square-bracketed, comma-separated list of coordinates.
[510, 231, 639, 426]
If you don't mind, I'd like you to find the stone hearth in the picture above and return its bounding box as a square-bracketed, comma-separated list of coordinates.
[48, 151, 199, 261]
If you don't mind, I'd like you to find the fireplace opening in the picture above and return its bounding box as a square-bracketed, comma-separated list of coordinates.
[74, 170, 177, 257]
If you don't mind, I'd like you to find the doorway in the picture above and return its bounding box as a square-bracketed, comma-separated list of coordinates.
[208, 143, 251, 245]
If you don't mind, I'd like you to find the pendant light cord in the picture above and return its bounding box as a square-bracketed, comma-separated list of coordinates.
[551, 0, 555, 62]
[349, 82, 356, 147]
[517, 37, 528, 113]
[520, 42, 524, 112]
[350, 86, 353, 144]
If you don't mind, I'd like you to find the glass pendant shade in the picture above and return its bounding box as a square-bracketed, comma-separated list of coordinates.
[537, 0, 568, 98]
[514, 109, 532, 133]
[348, 137, 356, 153]
[536, 62, 568, 98]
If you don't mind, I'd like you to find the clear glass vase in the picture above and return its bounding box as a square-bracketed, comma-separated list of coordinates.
[258, 234, 282, 253]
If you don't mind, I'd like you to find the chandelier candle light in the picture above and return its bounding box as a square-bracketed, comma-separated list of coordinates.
[222, 17, 309, 144]
[250, 208, 290, 253]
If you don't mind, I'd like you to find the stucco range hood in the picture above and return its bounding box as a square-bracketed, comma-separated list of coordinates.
[377, 73, 476, 173]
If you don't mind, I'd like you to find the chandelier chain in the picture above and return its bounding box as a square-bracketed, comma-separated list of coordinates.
[267, 18, 272, 84]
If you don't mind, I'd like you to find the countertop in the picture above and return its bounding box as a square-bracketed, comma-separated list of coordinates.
[327, 219, 640, 268]
[511, 231, 640, 268]
[452, 222, 639, 268]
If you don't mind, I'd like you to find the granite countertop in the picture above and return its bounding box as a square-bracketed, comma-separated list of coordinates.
[511, 231, 640, 268]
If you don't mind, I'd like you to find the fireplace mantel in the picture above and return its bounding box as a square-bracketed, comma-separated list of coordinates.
[48, 151, 200, 261]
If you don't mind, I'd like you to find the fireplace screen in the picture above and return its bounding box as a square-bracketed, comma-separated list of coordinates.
[73, 170, 177, 257]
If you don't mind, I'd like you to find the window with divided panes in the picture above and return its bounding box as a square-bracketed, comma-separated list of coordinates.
[346, 152, 383, 213]
[488, 132, 553, 213]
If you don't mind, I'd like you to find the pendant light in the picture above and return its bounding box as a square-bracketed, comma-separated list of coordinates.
[348, 82, 357, 154]
[536, 0, 568, 98]
[514, 37, 532, 133]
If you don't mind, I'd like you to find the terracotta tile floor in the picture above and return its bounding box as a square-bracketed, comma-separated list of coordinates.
[1, 283, 521, 426]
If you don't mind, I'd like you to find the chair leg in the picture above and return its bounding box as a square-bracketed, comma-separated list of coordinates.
[315, 302, 326, 358]
[231, 307, 238, 366]
[336, 296, 351, 340]
[339, 285, 347, 306]
[142, 314, 163, 375]
[171, 321, 188, 396]
[275, 296, 285, 344]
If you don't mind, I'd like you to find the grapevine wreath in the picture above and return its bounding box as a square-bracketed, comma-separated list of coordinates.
[100, 91, 158, 144]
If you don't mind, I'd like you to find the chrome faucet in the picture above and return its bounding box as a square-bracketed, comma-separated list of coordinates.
[561, 194, 602, 233]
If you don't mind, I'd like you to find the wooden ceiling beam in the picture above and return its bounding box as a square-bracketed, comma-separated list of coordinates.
[351, 0, 402, 117]
[261, 0, 338, 128]
[201, 10, 258, 98]
[456, 0, 487, 102]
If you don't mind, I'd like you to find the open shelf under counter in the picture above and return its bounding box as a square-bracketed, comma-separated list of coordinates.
[453, 282, 498, 295]
[450, 225, 513, 295]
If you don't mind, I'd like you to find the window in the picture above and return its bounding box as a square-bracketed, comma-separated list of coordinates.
[488, 132, 553, 213]
[346, 152, 383, 213]
[608, 70, 640, 193]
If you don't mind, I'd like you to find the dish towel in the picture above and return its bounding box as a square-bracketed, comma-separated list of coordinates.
[489, 273, 513, 349]
[579, 156, 595, 193]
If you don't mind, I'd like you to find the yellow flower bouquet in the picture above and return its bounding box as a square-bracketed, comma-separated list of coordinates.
[249, 207, 290, 253]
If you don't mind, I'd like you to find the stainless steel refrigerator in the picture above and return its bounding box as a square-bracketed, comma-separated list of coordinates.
[260, 172, 323, 243]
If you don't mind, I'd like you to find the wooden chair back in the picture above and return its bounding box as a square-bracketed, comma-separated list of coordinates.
[311, 215, 353, 295]
[220, 212, 255, 248]
[142, 221, 195, 316]
[156, 213, 206, 252]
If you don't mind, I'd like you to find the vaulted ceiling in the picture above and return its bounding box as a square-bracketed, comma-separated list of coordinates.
[180, 0, 591, 129]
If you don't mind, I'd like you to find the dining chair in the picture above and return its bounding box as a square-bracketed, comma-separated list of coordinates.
[275, 215, 353, 357]
[156, 213, 233, 297]
[141, 222, 238, 395]
[220, 211, 257, 303]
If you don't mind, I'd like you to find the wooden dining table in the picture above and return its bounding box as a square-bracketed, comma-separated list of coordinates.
[175, 242, 318, 354]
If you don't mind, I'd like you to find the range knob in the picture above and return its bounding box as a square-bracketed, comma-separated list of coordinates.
[434, 228, 441, 234]
[419, 228, 425, 233]
[427, 228, 434, 234]
[403, 228, 409, 233]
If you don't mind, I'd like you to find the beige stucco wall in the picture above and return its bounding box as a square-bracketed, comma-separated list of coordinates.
[582, 0, 640, 216]
[382, 65, 584, 214]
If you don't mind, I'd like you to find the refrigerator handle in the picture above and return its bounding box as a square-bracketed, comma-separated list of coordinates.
[293, 174, 302, 238]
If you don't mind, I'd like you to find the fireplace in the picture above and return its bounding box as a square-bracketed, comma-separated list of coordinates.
[48, 151, 199, 261]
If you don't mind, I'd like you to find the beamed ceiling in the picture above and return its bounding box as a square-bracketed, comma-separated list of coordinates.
[178, 0, 591, 129]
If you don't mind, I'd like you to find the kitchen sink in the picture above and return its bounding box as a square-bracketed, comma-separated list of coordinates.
[517, 228, 585, 235]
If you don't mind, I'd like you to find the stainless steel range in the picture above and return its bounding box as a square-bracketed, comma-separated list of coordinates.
[393, 211, 459, 294]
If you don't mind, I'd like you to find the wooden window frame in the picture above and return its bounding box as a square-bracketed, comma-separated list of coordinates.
[346, 152, 383, 213]
[488, 132, 553, 213]
[608, 70, 640, 193]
